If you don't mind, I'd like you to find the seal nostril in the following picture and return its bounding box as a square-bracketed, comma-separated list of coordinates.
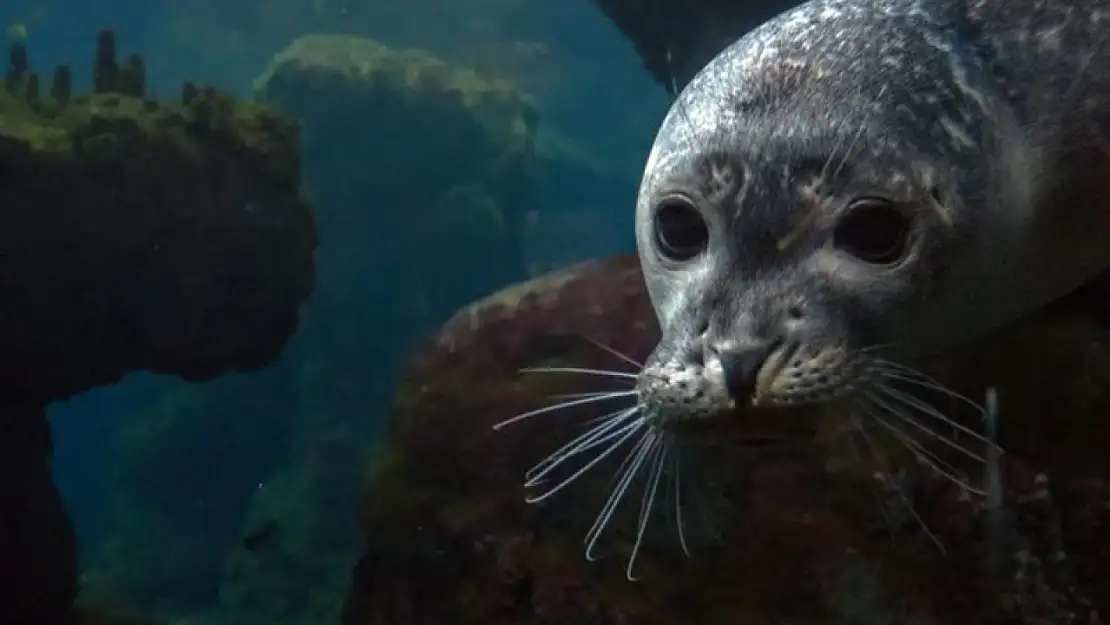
[717, 339, 780, 401]
[787, 306, 803, 320]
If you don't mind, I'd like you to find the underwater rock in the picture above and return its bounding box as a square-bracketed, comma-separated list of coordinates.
[81, 372, 304, 621]
[345, 255, 1110, 625]
[218, 459, 359, 625]
[0, 31, 316, 625]
[590, 0, 803, 95]
[254, 33, 535, 320]
[178, 34, 540, 625]
[0, 403, 77, 625]
[0, 31, 316, 402]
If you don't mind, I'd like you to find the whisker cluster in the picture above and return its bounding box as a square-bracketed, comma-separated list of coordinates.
[493, 336, 1007, 574]
[492, 341, 690, 581]
[851, 355, 1006, 552]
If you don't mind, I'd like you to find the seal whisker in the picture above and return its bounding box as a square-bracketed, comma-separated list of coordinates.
[576, 333, 645, 369]
[800, 86, 867, 226]
[864, 387, 990, 463]
[850, 411, 947, 554]
[861, 395, 976, 475]
[493, 390, 637, 431]
[859, 343, 895, 354]
[662, 46, 702, 155]
[519, 366, 639, 380]
[870, 359, 995, 419]
[584, 429, 656, 561]
[579, 402, 643, 427]
[628, 435, 669, 581]
[637, 436, 667, 525]
[876, 382, 997, 451]
[781, 85, 890, 252]
[548, 390, 639, 401]
[867, 359, 1005, 460]
[671, 444, 692, 557]
[816, 119, 853, 192]
[548, 392, 643, 426]
[524, 407, 642, 484]
[841, 419, 900, 547]
[525, 419, 646, 504]
[829, 85, 888, 183]
[859, 402, 986, 496]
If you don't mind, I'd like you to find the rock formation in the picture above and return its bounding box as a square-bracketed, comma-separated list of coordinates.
[344, 255, 1110, 625]
[590, 0, 804, 95]
[0, 30, 316, 625]
[198, 35, 538, 625]
[254, 34, 536, 321]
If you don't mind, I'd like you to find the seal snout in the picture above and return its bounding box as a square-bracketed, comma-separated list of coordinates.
[708, 338, 784, 403]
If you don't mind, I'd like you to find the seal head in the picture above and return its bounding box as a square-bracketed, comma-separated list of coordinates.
[634, 0, 1110, 429]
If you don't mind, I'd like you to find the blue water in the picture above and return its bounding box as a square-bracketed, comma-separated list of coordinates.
[1, 0, 668, 621]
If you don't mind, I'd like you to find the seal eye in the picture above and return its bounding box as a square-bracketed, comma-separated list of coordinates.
[833, 198, 911, 265]
[653, 196, 708, 262]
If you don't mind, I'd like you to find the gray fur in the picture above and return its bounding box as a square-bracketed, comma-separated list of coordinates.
[635, 0, 1110, 425]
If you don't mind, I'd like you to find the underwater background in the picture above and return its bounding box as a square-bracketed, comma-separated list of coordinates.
[3, 0, 666, 622]
[4, 0, 1110, 623]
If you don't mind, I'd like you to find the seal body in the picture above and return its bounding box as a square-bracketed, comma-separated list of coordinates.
[634, 0, 1110, 425]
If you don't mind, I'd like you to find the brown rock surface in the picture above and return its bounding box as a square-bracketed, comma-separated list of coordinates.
[346, 255, 1110, 625]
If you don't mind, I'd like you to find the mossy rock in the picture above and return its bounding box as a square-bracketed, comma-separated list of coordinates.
[218, 463, 356, 625]
[254, 33, 536, 149]
[253, 34, 536, 230]
[254, 33, 534, 318]
[0, 33, 316, 403]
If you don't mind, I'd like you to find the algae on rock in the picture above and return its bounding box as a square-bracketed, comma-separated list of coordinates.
[0, 31, 316, 403]
[215, 352, 371, 625]
[200, 34, 543, 625]
[218, 462, 354, 625]
[254, 33, 536, 322]
[1, 30, 316, 625]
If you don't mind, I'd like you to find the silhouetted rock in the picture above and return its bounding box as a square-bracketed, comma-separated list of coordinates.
[591, 0, 804, 95]
[1, 35, 315, 403]
[0, 31, 315, 625]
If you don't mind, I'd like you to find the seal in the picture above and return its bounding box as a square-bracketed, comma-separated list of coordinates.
[496, 0, 1110, 579]
[636, 0, 1110, 422]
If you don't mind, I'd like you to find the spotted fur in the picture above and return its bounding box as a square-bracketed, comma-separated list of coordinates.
[636, 0, 1110, 427]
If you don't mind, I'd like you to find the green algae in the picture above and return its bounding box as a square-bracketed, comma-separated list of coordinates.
[254, 33, 535, 317]
[253, 33, 535, 136]
[253, 33, 536, 228]
[0, 86, 290, 168]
